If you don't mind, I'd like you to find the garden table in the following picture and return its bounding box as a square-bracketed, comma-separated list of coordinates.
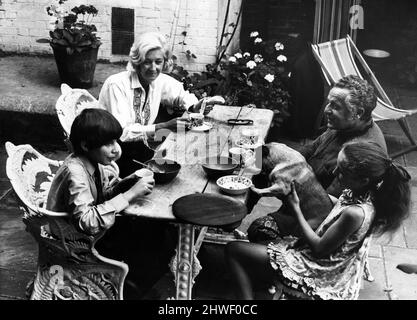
[123, 105, 273, 300]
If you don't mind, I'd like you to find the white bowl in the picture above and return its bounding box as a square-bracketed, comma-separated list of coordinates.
[216, 175, 252, 195]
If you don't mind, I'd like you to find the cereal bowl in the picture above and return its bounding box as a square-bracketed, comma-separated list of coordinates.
[216, 175, 252, 195]
[202, 156, 239, 179]
[144, 159, 181, 183]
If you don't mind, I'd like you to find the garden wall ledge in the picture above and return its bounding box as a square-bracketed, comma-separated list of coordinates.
[0, 55, 125, 115]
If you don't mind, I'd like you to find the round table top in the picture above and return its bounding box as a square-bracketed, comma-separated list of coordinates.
[172, 193, 247, 227]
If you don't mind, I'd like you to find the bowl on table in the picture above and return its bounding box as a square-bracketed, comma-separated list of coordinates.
[144, 158, 181, 183]
[201, 156, 239, 179]
[216, 175, 252, 195]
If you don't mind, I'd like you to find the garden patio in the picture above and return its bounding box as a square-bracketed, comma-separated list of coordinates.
[0, 55, 417, 300]
[1, 0, 417, 302]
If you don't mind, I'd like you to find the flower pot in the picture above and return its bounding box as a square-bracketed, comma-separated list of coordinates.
[51, 44, 99, 89]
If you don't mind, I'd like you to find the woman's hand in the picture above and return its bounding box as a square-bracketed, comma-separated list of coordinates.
[123, 175, 155, 202]
[287, 181, 300, 210]
[156, 117, 190, 132]
[192, 96, 225, 115]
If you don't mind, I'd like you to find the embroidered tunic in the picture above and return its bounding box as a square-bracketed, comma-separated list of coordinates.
[98, 70, 198, 142]
[267, 189, 375, 300]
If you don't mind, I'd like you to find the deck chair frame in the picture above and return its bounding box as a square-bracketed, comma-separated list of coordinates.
[312, 35, 417, 158]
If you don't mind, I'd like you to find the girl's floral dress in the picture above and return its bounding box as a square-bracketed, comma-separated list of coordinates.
[267, 189, 375, 300]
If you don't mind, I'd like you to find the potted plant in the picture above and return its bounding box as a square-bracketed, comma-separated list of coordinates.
[42, 0, 102, 88]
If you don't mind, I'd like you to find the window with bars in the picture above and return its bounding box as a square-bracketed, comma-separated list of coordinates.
[111, 7, 134, 55]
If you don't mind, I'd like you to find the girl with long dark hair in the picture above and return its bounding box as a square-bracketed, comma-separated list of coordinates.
[225, 141, 411, 300]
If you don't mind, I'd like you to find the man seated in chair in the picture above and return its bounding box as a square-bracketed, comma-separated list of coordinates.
[247, 75, 388, 243]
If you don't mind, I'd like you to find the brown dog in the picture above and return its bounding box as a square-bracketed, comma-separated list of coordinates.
[249, 142, 334, 237]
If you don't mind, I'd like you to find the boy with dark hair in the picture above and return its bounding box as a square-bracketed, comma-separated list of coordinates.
[47, 108, 155, 235]
[47, 108, 176, 298]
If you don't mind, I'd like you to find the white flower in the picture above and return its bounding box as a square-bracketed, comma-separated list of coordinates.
[234, 52, 243, 59]
[48, 22, 56, 31]
[254, 37, 262, 44]
[55, 6, 66, 14]
[275, 42, 284, 51]
[254, 54, 263, 63]
[243, 52, 250, 58]
[264, 74, 275, 83]
[250, 31, 259, 38]
[277, 54, 287, 62]
[229, 56, 237, 63]
[246, 60, 257, 69]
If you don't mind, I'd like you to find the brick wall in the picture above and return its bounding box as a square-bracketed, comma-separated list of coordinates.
[0, 0, 227, 72]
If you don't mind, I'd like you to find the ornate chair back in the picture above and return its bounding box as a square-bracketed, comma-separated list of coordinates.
[55, 83, 99, 140]
[54, 84, 120, 182]
[5, 142, 128, 300]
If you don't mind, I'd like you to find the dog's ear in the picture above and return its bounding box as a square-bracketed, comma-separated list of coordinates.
[262, 144, 270, 158]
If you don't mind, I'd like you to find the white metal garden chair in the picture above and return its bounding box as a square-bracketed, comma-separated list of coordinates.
[55, 83, 99, 142]
[54, 83, 120, 180]
[5, 141, 128, 300]
[312, 35, 417, 158]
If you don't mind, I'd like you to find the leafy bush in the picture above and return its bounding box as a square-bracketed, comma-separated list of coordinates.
[169, 31, 291, 127]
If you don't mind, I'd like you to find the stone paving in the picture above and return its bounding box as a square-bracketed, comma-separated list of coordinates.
[0, 55, 417, 300]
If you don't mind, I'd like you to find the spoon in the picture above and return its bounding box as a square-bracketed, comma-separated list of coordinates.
[199, 98, 207, 115]
[132, 159, 149, 168]
[238, 166, 246, 177]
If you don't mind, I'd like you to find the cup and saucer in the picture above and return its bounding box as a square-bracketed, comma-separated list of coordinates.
[235, 128, 263, 149]
[188, 113, 213, 132]
[228, 146, 261, 175]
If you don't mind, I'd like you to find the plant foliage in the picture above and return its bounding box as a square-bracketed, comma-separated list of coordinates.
[169, 31, 291, 127]
[44, 0, 101, 54]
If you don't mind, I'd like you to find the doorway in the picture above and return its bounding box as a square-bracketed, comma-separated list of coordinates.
[240, 0, 316, 64]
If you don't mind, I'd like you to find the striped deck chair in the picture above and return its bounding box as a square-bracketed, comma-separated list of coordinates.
[312, 35, 417, 159]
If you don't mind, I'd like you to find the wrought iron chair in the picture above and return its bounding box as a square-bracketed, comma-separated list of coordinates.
[5, 141, 128, 300]
[312, 35, 417, 158]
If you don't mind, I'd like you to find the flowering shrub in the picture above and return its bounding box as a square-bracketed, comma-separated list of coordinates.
[219, 31, 291, 126]
[170, 31, 291, 127]
[43, 0, 101, 54]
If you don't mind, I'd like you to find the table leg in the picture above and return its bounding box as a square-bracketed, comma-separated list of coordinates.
[169, 223, 202, 300]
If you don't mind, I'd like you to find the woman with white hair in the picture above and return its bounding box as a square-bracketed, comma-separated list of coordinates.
[99, 31, 223, 176]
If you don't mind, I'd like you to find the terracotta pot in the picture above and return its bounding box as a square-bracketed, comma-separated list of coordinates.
[51, 44, 99, 88]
